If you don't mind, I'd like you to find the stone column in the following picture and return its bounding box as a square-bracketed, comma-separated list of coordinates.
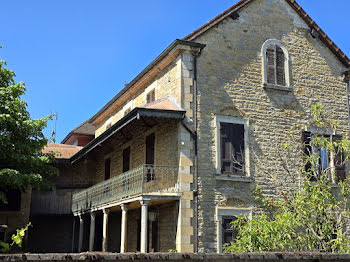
[120, 204, 128, 253]
[140, 200, 149, 253]
[89, 212, 96, 251]
[78, 214, 84, 253]
[71, 216, 76, 253]
[102, 209, 110, 252]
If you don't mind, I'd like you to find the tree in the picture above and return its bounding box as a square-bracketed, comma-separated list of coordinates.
[0, 50, 57, 203]
[224, 103, 350, 253]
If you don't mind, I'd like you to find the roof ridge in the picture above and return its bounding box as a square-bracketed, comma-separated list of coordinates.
[183, 0, 350, 68]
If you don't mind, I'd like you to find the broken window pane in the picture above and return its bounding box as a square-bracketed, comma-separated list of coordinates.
[220, 122, 245, 175]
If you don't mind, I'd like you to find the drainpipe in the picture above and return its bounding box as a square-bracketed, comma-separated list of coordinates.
[344, 69, 350, 134]
[192, 50, 200, 253]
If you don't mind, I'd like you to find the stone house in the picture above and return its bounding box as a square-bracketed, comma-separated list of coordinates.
[15, 0, 350, 254]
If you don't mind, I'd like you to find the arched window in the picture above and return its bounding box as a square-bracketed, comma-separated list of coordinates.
[262, 40, 290, 88]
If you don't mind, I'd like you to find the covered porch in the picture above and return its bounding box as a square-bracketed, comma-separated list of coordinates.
[70, 102, 194, 253]
[72, 196, 180, 253]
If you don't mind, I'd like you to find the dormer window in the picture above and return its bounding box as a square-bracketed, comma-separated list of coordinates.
[146, 89, 155, 103]
[262, 40, 291, 91]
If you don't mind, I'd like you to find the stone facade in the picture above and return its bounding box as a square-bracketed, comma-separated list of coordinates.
[95, 58, 182, 137]
[187, 0, 349, 253]
[58, 0, 349, 255]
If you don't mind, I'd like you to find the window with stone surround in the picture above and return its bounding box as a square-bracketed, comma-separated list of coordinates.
[262, 39, 291, 91]
[215, 115, 250, 177]
[216, 207, 252, 253]
[302, 130, 345, 182]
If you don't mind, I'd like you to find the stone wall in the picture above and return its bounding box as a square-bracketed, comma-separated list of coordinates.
[192, 0, 349, 253]
[95, 58, 182, 137]
[126, 202, 177, 252]
[0, 190, 31, 244]
[92, 118, 179, 184]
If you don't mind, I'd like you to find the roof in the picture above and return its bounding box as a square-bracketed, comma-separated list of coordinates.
[61, 121, 95, 144]
[141, 96, 184, 111]
[88, 39, 205, 125]
[183, 0, 350, 68]
[43, 143, 83, 159]
[71, 107, 186, 164]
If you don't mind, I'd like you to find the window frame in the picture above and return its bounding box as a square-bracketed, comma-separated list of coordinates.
[215, 115, 250, 177]
[146, 89, 156, 104]
[304, 126, 341, 183]
[216, 207, 252, 253]
[261, 39, 291, 90]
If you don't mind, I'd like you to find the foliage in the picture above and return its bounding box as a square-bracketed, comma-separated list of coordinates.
[167, 249, 178, 253]
[0, 223, 31, 253]
[224, 103, 350, 253]
[0, 48, 57, 203]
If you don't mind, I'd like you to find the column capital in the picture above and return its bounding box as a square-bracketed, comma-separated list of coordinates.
[120, 204, 128, 212]
[140, 199, 150, 206]
[103, 208, 110, 215]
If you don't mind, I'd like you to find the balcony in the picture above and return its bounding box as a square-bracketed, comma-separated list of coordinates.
[72, 165, 179, 213]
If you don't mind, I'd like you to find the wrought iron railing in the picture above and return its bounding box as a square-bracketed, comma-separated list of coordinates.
[72, 165, 179, 213]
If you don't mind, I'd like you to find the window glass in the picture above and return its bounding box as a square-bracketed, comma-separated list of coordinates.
[222, 216, 238, 245]
[220, 122, 245, 175]
[303, 131, 345, 182]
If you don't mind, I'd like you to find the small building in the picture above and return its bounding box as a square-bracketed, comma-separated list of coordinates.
[28, 143, 95, 252]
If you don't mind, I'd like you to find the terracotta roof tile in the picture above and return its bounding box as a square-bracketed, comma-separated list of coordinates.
[61, 121, 95, 144]
[42, 143, 83, 159]
[141, 96, 184, 111]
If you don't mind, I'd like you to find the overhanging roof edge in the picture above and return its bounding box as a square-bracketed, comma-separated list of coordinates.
[70, 108, 185, 164]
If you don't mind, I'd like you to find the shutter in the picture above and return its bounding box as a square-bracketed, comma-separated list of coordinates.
[104, 158, 111, 180]
[220, 123, 233, 173]
[333, 135, 346, 181]
[146, 133, 155, 165]
[123, 147, 130, 172]
[151, 89, 155, 102]
[266, 46, 276, 84]
[146, 89, 155, 104]
[276, 46, 286, 86]
[146, 133, 155, 181]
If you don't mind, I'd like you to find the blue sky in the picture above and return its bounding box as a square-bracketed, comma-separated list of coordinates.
[1, 0, 349, 142]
